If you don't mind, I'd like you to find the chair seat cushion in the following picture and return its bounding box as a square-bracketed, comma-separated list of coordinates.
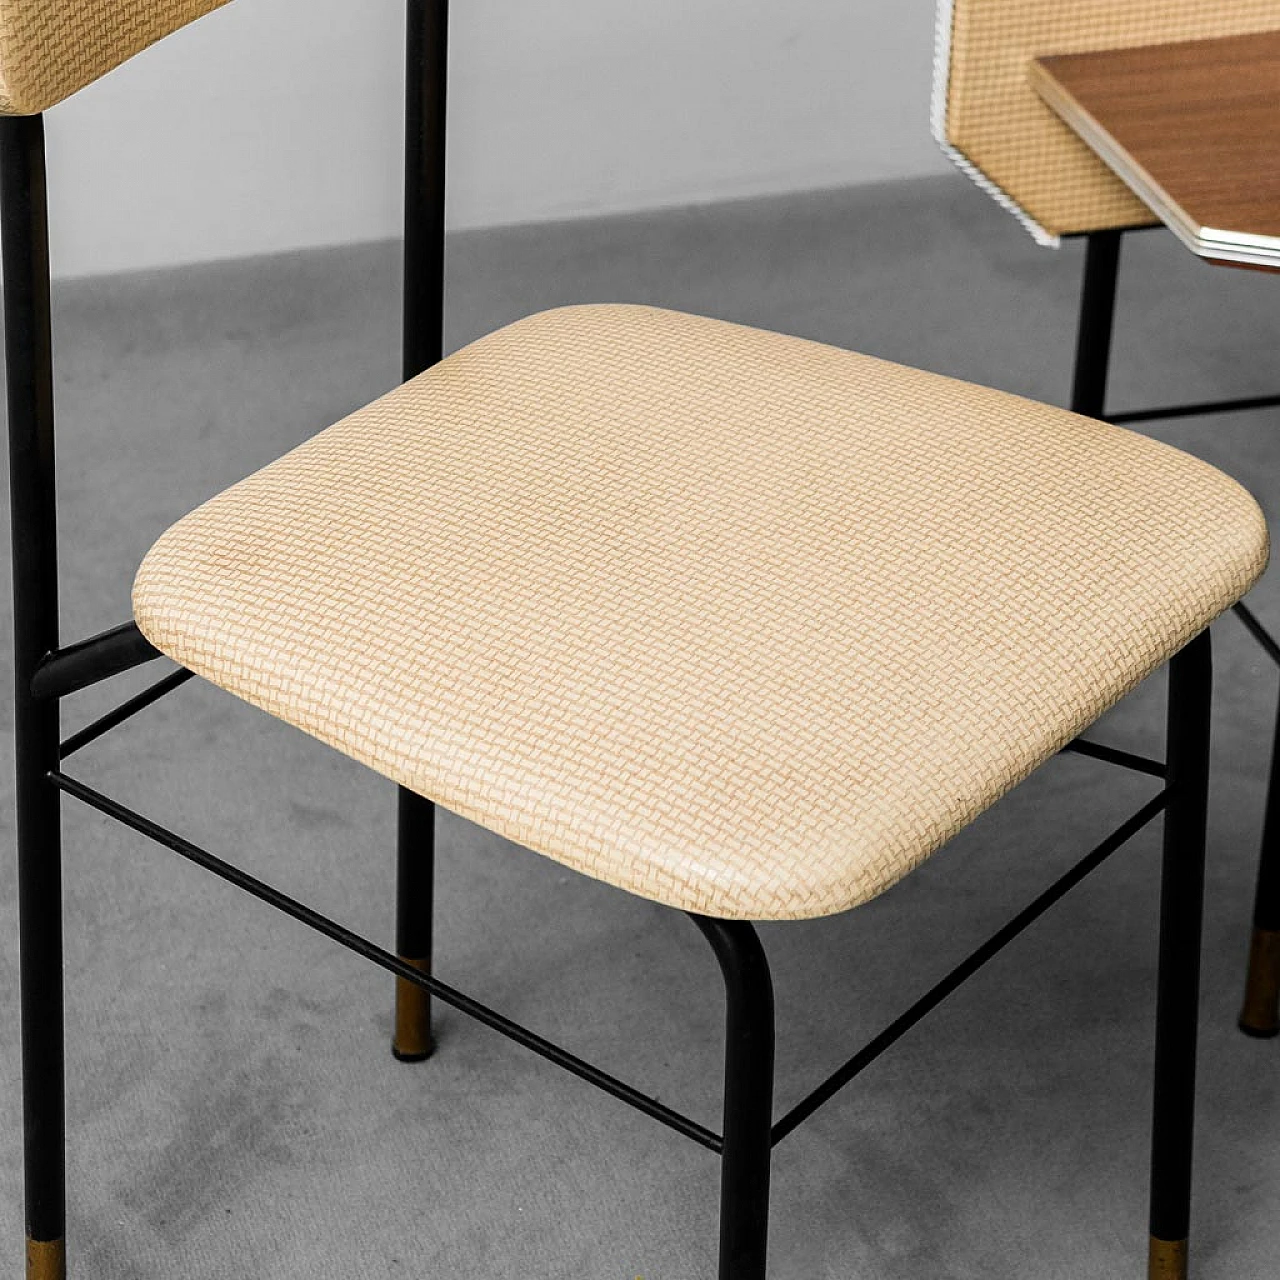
[133, 305, 1268, 920]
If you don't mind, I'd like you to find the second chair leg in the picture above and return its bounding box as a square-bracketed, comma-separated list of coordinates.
[690, 915, 775, 1280]
[1149, 632, 1212, 1280]
[393, 787, 435, 1061]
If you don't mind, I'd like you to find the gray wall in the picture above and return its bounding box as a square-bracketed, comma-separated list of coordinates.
[44, 0, 949, 278]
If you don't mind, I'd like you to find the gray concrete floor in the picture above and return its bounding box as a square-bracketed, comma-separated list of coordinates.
[2, 173, 1280, 1277]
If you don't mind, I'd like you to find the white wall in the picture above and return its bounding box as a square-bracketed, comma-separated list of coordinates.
[44, 0, 950, 279]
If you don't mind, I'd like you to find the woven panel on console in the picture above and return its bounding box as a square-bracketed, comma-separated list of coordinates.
[135, 305, 1268, 920]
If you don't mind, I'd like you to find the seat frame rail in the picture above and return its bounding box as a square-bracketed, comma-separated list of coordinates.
[47, 751, 1167, 1156]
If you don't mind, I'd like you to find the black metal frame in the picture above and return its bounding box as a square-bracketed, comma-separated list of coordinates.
[392, 0, 450, 1067]
[5, 106, 64, 1279]
[4, 8, 1220, 1277]
[1066, 230, 1280, 1042]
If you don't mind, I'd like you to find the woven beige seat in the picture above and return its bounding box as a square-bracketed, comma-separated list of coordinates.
[934, 0, 1280, 242]
[133, 303, 1268, 922]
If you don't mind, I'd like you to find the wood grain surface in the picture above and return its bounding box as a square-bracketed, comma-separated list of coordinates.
[1032, 30, 1280, 264]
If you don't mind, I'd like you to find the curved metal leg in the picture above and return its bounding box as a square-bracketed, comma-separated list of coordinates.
[690, 916, 774, 1280]
[2, 112, 67, 1280]
[1149, 632, 1212, 1280]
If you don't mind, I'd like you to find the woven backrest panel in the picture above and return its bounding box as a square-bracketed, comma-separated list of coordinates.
[0, 0, 231, 115]
[936, 0, 1280, 241]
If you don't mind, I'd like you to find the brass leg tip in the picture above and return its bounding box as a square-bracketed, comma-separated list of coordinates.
[1149, 1236, 1187, 1280]
[26, 1237, 65, 1280]
[1239, 927, 1280, 1038]
[393, 964, 434, 1062]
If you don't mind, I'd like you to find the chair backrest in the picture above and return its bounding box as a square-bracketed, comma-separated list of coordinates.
[933, 0, 1280, 244]
[0, 0, 230, 115]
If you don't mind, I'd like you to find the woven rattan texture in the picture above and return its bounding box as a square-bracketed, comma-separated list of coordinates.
[0, 0, 229, 115]
[134, 306, 1268, 921]
[940, 0, 1280, 238]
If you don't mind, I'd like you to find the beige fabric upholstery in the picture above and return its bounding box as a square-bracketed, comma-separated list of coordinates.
[935, 0, 1280, 241]
[0, 0, 230, 115]
[134, 306, 1268, 921]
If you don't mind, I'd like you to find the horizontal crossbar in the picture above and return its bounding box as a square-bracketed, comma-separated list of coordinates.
[48, 768, 723, 1153]
[1062, 224, 1161, 240]
[50, 761, 1169, 1156]
[60, 669, 194, 759]
[32, 621, 161, 700]
[1060, 737, 1164, 778]
[1107, 392, 1280, 426]
[1233, 600, 1280, 669]
[770, 789, 1167, 1146]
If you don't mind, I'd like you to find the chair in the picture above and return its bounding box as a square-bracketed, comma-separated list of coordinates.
[6, 4, 1271, 1279]
[933, 0, 1280, 1038]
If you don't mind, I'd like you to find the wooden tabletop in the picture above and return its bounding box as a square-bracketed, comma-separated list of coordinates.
[1031, 30, 1280, 269]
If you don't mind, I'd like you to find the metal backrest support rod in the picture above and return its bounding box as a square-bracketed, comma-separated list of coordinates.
[404, 0, 448, 382]
[1, 111, 67, 1277]
[393, 0, 450, 1065]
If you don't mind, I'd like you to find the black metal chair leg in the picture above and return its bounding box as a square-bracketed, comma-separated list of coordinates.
[691, 916, 774, 1280]
[1069, 229, 1122, 419]
[1067, 226, 1222, 1276]
[1238, 700, 1280, 1037]
[1149, 631, 1212, 1280]
[1067, 227, 1280, 1047]
[2, 112, 67, 1280]
[393, 788, 435, 1060]
[392, 0, 448, 1064]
